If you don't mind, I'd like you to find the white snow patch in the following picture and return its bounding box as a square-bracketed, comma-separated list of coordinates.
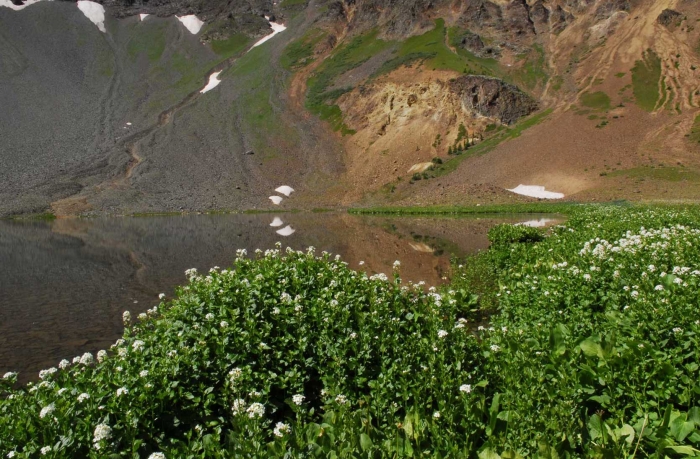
[507, 185, 565, 200]
[276, 225, 295, 237]
[275, 185, 294, 196]
[126, 122, 132, 126]
[517, 218, 557, 228]
[407, 162, 433, 174]
[77, 1, 106, 33]
[0, 0, 49, 11]
[176, 15, 204, 34]
[139, 13, 149, 21]
[200, 71, 222, 94]
[270, 217, 284, 227]
[269, 196, 283, 205]
[252, 17, 286, 48]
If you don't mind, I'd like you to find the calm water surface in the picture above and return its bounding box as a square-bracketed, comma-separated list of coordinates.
[0, 212, 559, 380]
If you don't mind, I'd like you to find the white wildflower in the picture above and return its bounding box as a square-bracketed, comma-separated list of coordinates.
[78, 393, 90, 403]
[139, 370, 149, 378]
[80, 352, 94, 365]
[232, 399, 246, 415]
[132, 340, 145, 352]
[220, 321, 229, 328]
[148, 454, 166, 459]
[58, 359, 70, 370]
[116, 387, 129, 397]
[93, 423, 112, 445]
[335, 394, 348, 405]
[433, 411, 440, 419]
[273, 422, 291, 437]
[40, 446, 51, 455]
[205, 313, 214, 321]
[490, 344, 501, 352]
[122, 311, 131, 325]
[39, 403, 55, 419]
[673, 327, 683, 334]
[39, 368, 57, 380]
[459, 384, 472, 393]
[159, 293, 165, 299]
[437, 330, 448, 339]
[654, 285, 664, 291]
[393, 260, 401, 268]
[97, 350, 108, 363]
[246, 402, 265, 419]
[292, 394, 305, 405]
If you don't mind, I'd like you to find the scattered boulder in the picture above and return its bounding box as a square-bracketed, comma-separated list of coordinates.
[657, 9, 682, 27]
[448, 75, 538, 125]
[460, 31, 485, 53]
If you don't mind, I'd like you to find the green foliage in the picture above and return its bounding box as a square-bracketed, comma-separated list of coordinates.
[373, 19, 465, 76]
[0, 247, 483, 457]
[280, 29, 326, 70]
[689, 114, 700, 144]
[608, 165, 700, 182]
[349, 201, 585, 215]
[6, 207, 700, 456]
[450, 206, 700, 456]
[127, 22, 167, 62]
[509, 44, 549, 92]
[305, 30, 392, 133]
[211, 34, 251, 58]
[631, 49, 662, 111]
[487, 223, 544, 245]
[580, 91, 611, 110]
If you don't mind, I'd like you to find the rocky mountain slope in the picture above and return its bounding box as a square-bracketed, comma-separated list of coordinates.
[1, 0, 699, 217]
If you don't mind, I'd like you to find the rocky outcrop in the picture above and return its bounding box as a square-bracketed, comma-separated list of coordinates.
[504, 0, 535, 38]
[594, 0, 630, 21]
[460, 0, 503, 30]
[657, 9, 682, 27]
[57, 0, 278, 39]
[448, 75, 538, 125]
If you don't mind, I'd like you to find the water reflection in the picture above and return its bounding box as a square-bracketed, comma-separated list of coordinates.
[0, 212, 559, 379]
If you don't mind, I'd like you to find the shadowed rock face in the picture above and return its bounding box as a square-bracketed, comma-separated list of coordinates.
[448, 75, 538, 125]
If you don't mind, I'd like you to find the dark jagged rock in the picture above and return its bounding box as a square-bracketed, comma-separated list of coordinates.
[448, 75, 538, 125]
[504, 0, 535, 38]
[460, 31, 485, 53]
[657, 9, 682, 27]
[68, 0, 278, 39]
[529, 0, 549, 33]
[550, 5, 574, 32]
[460, 0, 503, 30]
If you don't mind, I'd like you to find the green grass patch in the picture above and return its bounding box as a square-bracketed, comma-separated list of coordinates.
[447, 27, 502, 77]
[349, 202, 585, 215]
[509, 44, 548, 92]
[580, 91, 611, 110]
[281, 0, 307, 6]
[281, 28, 327, 70]
[608, 165, 700, 182]
[211, 33, 251, 58]
[631, 49, 662, 111]
[615, 72, 626, 78]
[689, 114, 700, 144]
[305, 30, 393, 133]
[373, 19, 465, 76]
[127, 22, 167, 62]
